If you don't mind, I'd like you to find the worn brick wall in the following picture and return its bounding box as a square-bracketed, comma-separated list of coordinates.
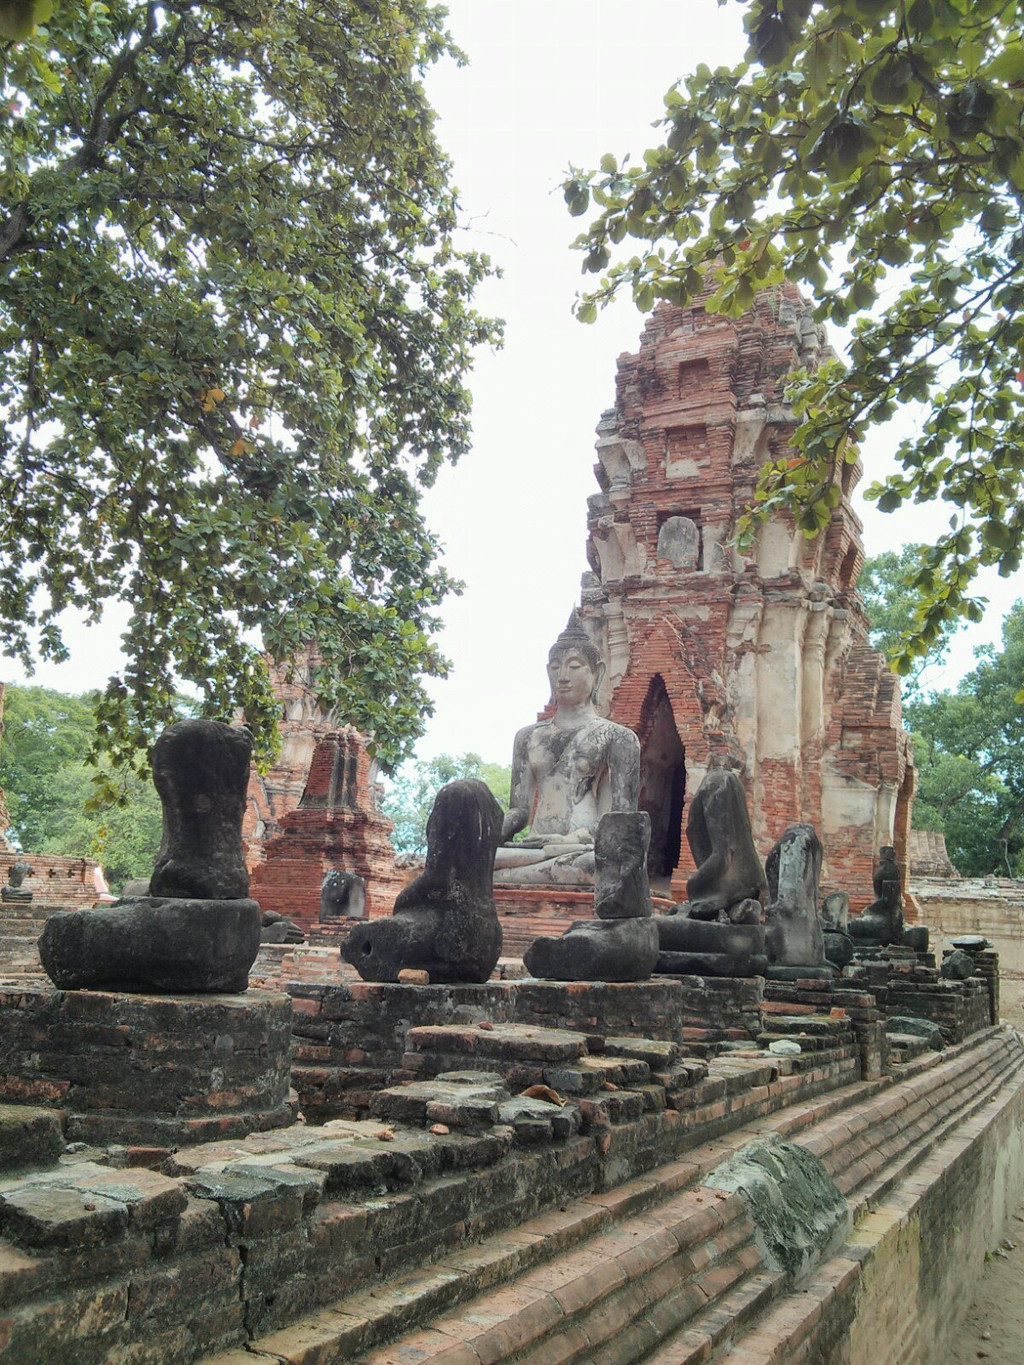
[572, 290, 914, 910]
[0, 850, 98, 907]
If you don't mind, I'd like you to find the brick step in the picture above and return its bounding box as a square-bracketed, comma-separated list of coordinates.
[799, 1027, 1023, 1217]
[885, 1031, 934, 1063]
[224, 1173, 768, 1365]
[201, 1155, 718, 1365]
[706, 1028, 1024, 1364]
[194, 1030, 1024, 1365]
[0, 1103, 64, 1174]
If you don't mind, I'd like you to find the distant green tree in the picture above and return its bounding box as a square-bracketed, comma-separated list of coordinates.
[33, 760, 162, 891]
[1, 0, 498, 781]
[382, 752, 511, 856]
[906, 600, 1024, 876]
[859, 546, 963, 699]
[0, 681, 173, 887]
[0, 685, 96, 848]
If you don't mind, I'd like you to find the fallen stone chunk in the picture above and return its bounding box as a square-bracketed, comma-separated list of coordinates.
[601, 1036, 680, 1069]
[706, 1132, 851, 1278]
[497, 1097, 581, 1143]
[371, 1079, 507, 1129]
[886, 1016, 944, 1050]
[71, 1167, 187, 1230]
[274, 1141, 425, 1195]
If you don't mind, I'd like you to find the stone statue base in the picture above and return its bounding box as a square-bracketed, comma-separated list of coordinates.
[655, 914, 767, 978]
[765, 963, 836, 983]
[0, 888, 32, 903]
[342, 907, 502, 984]
[522, 917, 659, 983]
[0, 984, 294, 1144]
[38, 897, 261, 994]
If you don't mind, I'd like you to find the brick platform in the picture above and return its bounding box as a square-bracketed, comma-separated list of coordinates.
[289, 977, 767, 1121]
[0, 986, 296, 1144]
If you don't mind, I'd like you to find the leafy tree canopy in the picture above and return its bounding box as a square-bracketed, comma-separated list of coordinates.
[0, 683, 162, 885]
[382, 751, 511, 856]
[565, 0, 1024, 672]
[1, 1, 499, 787]
[906, 598, 1024, 875]
[859, 545, 963, 698]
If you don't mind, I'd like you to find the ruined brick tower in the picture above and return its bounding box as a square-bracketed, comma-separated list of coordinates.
[579, 286, 914, 908]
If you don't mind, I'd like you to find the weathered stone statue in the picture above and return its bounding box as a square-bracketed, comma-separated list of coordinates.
[848, 845, 904, 946]
[260, 908, 305, 944]
[821, 891, 854, 969]
[764, 823, 830, 977]
[523, 810, 659, 981]
[342, 779, 503, 983]
[1, 859, 33, 904]
[684, 758, 766, 920]
[39, 720, 261, 993]
[654, 758, 768, 977]
[493, 614, 640, 886]
[320, 869, 366, 921]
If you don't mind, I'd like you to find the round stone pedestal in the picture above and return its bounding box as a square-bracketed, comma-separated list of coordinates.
[0, 985, 295, 1145]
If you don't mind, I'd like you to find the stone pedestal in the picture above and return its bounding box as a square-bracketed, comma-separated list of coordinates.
[39, 897, 261, 993]
[0, 985, 295, 1144]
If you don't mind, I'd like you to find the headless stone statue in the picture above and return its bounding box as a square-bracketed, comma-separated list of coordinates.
[320, 869, 366, 921]
[653, 757, 767, 977]
[764, 823, 829, 975]
[684, 759, 766, 920]
[342, 779, 503, 983]
[39, 720, 261, 993]
[1, 859, 32, 903]
[523, 810, 659, 982]
[849, 845, 904, 946]
[494, 613, 640, 887]
[821, 890, 854, 969]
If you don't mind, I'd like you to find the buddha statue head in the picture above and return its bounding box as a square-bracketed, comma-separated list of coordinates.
[546, 612, 604, 707]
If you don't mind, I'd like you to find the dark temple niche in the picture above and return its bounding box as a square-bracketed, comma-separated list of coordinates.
[38, 720, 261, 993]
[341, 779, 504, 984]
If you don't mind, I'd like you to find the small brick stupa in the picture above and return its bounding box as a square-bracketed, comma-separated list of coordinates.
[249, 726, 404, 932]
[576, 286, 915, 909]
[241, 646, 342, 869]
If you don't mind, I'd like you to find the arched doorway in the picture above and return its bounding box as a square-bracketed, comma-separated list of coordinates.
[637, 675, 686, 893]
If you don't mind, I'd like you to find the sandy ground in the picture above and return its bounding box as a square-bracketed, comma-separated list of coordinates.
[946, 974, 1024, 1364]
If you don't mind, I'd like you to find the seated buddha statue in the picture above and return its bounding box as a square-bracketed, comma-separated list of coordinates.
[493, 614, 640, 887]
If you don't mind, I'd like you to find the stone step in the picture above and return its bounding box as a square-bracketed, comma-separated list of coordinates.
[0, 1104, 65, 1174]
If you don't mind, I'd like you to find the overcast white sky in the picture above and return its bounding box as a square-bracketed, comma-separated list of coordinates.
[7, 1, 1022, 766]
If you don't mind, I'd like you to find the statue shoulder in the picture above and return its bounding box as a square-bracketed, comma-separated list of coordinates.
[597, 717, 640, 750]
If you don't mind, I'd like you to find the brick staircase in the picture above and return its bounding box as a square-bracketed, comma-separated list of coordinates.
[199, 1025, 1024, 1365]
